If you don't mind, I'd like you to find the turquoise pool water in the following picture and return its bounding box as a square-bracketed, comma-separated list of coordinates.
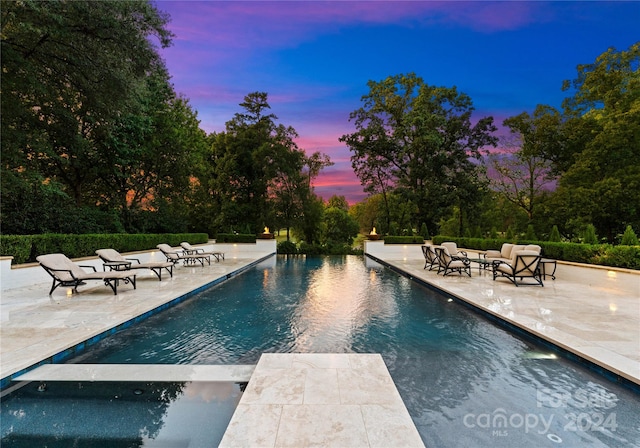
[2, 255, 639, 447]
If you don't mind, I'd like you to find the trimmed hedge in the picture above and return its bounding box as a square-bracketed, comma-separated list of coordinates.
[383, 236, 425, 244]
[432, 236, 640, 270]
[0, 233, 208, 265]
[216, 233, 257, 243]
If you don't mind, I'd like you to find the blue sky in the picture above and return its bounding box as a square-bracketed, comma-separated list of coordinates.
[154, 1, 639, 203]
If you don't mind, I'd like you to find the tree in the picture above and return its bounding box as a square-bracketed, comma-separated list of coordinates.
[326, 195, 349, 211]
[210, 92, 284, 232]
[207, 92, 332, 237]
[1, 0, 174, 234]
[620, 225, 639, 245]
[1, 1, 172, 205]
[555, 43, 640, 241]
[490, 105, 558, 225]
[322, 207, 359, 246]
[548, 225, 562, 242]
[93, 64, 207, 232]
[340, 73, 497, 234]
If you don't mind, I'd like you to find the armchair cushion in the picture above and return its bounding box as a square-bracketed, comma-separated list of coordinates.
[500, 243, 514, 259]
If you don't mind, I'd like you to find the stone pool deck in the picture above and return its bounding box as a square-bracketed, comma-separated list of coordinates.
[364, 241, 639, 387]
[1, 241, 639, 447]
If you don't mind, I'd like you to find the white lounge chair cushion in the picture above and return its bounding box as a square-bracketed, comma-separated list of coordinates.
[486, 243, 514, 260]
[37, 254, 133, 282]
[96, 248, 172, 268]
[501, 243, 514, 258]
[496, 250, 540, 275]
[525, 244, 541, 254]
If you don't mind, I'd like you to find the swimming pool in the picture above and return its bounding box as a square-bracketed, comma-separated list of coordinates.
[2, 255, 639, 447]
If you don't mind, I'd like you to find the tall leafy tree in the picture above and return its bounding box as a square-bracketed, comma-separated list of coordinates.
[95, 65, 207, 232]
[555, 43, 640, 241]
[209, 92, 331, 235]
[340, 73, 497, 234]
[1, 0, 172, 233]
[490, 105, 559, 225]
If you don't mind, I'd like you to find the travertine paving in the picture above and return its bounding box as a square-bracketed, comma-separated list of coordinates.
[365, 242, 640, 386]
[219, 353, 424, 447]
[1, 242, 639, 447]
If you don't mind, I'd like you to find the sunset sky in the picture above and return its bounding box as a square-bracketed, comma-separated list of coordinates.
[154, 1, 639, 203]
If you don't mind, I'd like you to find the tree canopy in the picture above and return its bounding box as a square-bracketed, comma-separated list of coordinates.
[554, 43, 640, 240]
[340, 73, 497, 234]
[1, 0, 179, 233]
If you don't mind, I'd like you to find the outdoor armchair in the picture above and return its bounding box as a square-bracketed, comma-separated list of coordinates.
[435, 246, 471, 277]
[37, 253, 136, 295]
[492, 250, 543, 287]
[421, 245, 440, 271]
[441, 242, 468, 258]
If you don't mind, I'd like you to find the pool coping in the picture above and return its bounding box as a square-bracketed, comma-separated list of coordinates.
[0, 253, 274, 390]
[366, 253, 640, 393]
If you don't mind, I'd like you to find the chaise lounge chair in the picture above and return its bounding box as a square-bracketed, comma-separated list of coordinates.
[37, 253, 136, 295]
[95, 249, 174, 281]
[180, 242, 225, 262]
[435, 246, 471, 277]
[492, 250, 544, 287]
[156, 244, 211, 266]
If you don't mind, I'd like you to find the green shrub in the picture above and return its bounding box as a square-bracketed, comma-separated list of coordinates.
[583, 224, 598, 244]
[383, 236, 424, 244]
[525, 224, 537, 240]
[548, 225, 562, 242]
[216, 233, 256, 243]
[277, 240, 298, 254]
[0, 235, 33, 264]
[562, 243, 600, 263]
[620, 225, 639, 246]
[505, 226, 515, 240]
[420, 223, 430, 240]
[539, 242, 564, 259]
[0, 233, 208, 264]
[596, 245, 640, 269]
[298, 242, 324, 255]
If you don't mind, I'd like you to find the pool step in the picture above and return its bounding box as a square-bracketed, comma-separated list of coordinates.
[13, 364, 255, 382]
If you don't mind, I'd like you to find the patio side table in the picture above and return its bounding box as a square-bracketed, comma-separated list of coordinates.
[539, 258, 557, 280]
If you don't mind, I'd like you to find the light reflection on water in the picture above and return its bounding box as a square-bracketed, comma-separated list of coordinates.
[65, 256, 640, 447]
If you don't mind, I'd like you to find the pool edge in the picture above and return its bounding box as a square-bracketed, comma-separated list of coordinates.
[365, 253, 640, 394]
[0, 253, 276, 390]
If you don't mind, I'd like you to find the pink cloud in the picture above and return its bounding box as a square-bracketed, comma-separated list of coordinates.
[158, 1, 547, 57]
[314, 169, 366, 204]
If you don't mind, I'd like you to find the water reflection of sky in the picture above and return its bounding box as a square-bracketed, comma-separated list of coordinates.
[57, 255, 640, 447]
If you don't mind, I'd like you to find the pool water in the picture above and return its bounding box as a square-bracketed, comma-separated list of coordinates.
[1, 380, 243, 447]
[3, 255, 639, 447]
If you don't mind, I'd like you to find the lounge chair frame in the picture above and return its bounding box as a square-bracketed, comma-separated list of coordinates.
[421, 245, 439, 271]
[157, 244, 211, 266]
[180, 242, 225, 262]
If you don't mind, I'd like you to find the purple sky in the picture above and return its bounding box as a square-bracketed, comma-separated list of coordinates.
[154, 1, 639, 203]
